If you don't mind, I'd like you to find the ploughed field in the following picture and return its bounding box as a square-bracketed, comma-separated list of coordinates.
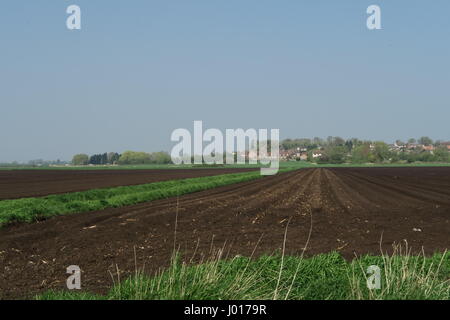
[0, 167, 449, 299]
[0, 168, 256, 200]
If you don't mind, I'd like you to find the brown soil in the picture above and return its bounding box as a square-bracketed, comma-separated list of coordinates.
[0, 168, 256, 200]
[0, 167, 449, 299]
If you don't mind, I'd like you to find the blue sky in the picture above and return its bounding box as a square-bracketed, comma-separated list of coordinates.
[1, 0, 449, 162]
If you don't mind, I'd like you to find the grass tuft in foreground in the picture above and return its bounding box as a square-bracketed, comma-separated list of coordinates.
[37, 246, 450, 300]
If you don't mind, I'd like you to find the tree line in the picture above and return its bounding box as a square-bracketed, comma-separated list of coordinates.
[70, 136, 450, 166]
[72, 151, 171, 165]
[281, 136, 450, 164]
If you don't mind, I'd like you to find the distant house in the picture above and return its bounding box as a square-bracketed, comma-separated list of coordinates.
[248, 150, 258, 161]
[280, 148, 297, 160]
[280, 148, 309, 161]
[441, 142, 450, 151]
[280, 149, 294, 160]
[422, 145, 435, 152]
[407, 143, 420, 150]
[390, 143, 406, 152]
[279, 151, 289, 160]
[299, 152, 308, 161]
[312, 151, 323, 159]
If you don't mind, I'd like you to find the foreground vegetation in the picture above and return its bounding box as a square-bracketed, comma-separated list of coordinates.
[38, 247, 450, 300]
[0, 169, 289, 227]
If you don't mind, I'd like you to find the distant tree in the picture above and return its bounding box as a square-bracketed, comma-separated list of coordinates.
[350, 138, 363, 148]
[107, 152, 120, 164]
[324, 136, 346, 147]
[408, 138, 417, 144]
[351, 144, 371, 163]
[389, 152, 400, 163]
[118, 151, 151, 165]
[281, 139, 293, 150]
[372, 142, 391, 162]
[326, 136, 333, 146]
[417, 151, 435, 162]
[101, 153, 108, 165]
[333, 137, 346, 146]
[418, 136, 433, 146]
[89, 154, 100, 165]
[149, 151, 172, 164]
[320, 145, 347, 164]
[345, 139, 353, 151]
[313, 137, 323, 146]
[434, 147, 450, 162]
[72, 154, 89, 165]
[281, 138, 313, 150]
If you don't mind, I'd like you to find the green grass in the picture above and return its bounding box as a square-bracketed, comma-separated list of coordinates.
[37, 247, 450, 300]
[0, 169, 297, 227]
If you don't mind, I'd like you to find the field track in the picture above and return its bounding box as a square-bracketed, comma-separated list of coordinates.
[0, 168, 256, 200]
[0, 167, 449, 299]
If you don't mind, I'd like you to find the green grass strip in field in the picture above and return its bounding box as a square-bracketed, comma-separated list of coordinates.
[0, 169, 293, 227]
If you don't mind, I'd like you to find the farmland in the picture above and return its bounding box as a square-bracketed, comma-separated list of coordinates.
[0, 166, 449, 299]
[0, 170, 276, 226]
[0, 167, 257, 200]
